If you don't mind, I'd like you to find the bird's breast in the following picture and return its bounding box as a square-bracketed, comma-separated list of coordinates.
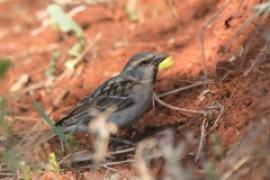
[107, 83, 153, 127]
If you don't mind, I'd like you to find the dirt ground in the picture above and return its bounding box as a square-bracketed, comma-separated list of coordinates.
[1, 0, 270, 179]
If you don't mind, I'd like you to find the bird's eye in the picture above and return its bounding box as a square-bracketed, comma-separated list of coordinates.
[140, 60, 150, 66]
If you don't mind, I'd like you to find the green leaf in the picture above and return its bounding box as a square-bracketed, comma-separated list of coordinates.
[0, 58, 11, 78]
[19, 161, 31, 180]
[68, 40, 85, 58]
[45, 51, 61, 77]
[0, 96, 8, 119]
[48, 152, 60, 172]
[210, 133, 223, 157]
[0, 97, 10, 135]
[203, 161, 217, 180]
[47, 3, 83, 38]
[33, 101, 68, 147]
[158, 56, 174, 70]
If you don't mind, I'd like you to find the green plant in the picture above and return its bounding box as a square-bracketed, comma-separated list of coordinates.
[45, 51, 61, 77]
[0, 58, 11, 78]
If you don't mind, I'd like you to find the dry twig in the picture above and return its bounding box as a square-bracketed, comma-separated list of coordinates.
[195, 118, 208, 164]
[158, 80, 214, 98]
[153, 92, 206, 115]
[208, 102, 224, 134]
[243, 44, 269, 77]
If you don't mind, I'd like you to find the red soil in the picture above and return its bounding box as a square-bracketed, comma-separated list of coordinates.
[1, 0, 269, 179]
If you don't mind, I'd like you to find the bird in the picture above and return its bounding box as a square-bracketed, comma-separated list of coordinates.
[55, 51, 167, 133]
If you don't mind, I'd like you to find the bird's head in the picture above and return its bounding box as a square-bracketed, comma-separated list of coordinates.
[121, 51, 168, 82]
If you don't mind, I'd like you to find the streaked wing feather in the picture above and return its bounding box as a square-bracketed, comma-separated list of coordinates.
[56, 77, 136, 127]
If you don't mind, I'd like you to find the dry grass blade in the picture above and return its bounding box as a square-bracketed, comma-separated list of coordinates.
[102, 159, 136, 166]
[220, 156, 250, 180]
[157, 129, 188, 180]
[62, 33, 102, 77]
[76, 33, 102, 62]
[61, 147, 135, 165]
[164, 0, 179, 24]
[9, 80, 50, 97]
[89, 108, 118, 165]
[108, 147, 135, 155]
[102, 165, 125, 177]
[243, 44, 269, 77]
[68, 159, 136, 171]
[13, 44, 59, 59]
[134, 138, 158, 180]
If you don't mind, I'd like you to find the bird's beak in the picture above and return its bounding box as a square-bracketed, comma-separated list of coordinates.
[153, 53, 168, 65]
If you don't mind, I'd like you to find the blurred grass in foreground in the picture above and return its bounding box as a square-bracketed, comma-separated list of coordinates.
[0, 58, 11, 78]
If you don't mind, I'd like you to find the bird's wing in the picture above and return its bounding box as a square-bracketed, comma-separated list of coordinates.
[55, 77, 137, 127]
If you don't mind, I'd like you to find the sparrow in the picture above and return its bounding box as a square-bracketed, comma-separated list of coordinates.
[55, 51, 167, 133]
